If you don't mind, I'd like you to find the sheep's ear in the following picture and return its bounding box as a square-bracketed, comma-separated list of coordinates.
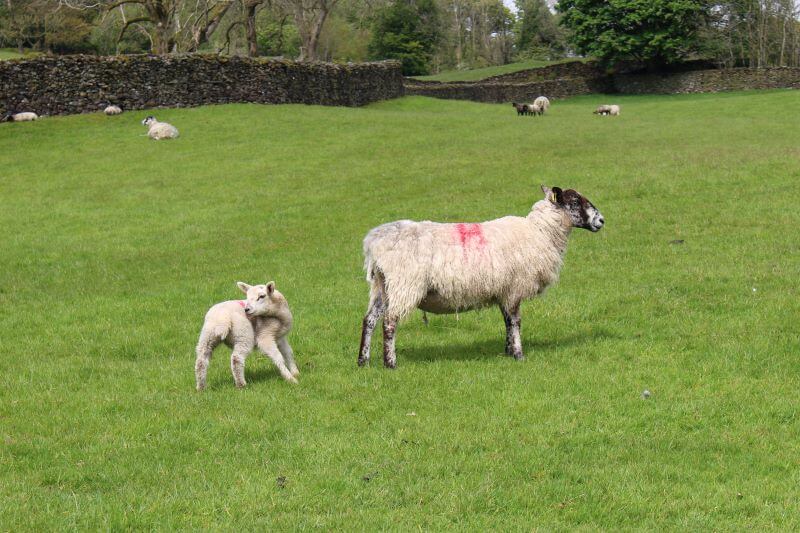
[236, 282, 251, 294]
[266, 281, 275, 295]
[551, 187, 563, 204]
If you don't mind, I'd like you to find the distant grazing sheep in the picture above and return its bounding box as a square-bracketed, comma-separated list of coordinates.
[104, 105, 122, 116]
[142, 116, 179, 140]
[195, 281, 298, 390]
[511, 102, 542, 117]
[512, 102, 528, 116]
[534, 96, 550, 113]
[357, 185, 605, 368]
[594, 105, 620, 116]
[3, 112, 38, 122]
[529, 102, 543, 116]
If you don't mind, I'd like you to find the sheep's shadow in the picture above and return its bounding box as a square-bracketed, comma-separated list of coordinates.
[396, 327, 619, 365]
[207, 353, 286, 389]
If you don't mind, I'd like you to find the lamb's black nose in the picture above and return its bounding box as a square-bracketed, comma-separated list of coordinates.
[598, 217, 605, 226]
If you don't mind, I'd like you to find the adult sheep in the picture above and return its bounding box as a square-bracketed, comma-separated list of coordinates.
[534, 96, 550, 113]
[104, 105, 122, 115]
[3, 112, 38, 122]
[358, 185, 605, 368]
[142, 116, 179, 140]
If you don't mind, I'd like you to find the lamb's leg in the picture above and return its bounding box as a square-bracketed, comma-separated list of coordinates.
[500, 306, 513, 356]
[230, 344, 250, 388]
[383, 315, 398, 369]
[358, 293, 385, 367]
[258, 339, 298, 384]
[195, 328, 220, 391]
[506, 303, 524, 361]
[277, 337, 299, 378]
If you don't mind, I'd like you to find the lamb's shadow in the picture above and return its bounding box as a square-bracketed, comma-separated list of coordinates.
[208, 354, 285, 389]
[398, 327, 620, 364]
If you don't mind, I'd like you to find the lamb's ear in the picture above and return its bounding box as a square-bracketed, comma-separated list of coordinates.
[541, 184, 552, 197]
[551, 187, 564, 204]
[266, 281, 275, 295]
[541, 185, 559, 203]
[236, 282, 251, 294]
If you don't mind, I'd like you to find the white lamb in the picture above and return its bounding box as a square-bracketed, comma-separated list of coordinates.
[195, 281, 299, 390]
[534, 96, 550, 112]
[104, 105, 123, 115]
[142, 115, 179, 140]
[3, 112, 38, 122]
[357, 185, 605, 368]
[608, 104, 621, 116]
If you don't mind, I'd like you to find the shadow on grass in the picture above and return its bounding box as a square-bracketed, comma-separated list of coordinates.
[398, 327, 620, 364]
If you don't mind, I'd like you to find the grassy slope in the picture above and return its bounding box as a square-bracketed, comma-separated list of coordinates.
[0, 48, 41, 60]
[1, 92, 799, 529]
[411, 58, 583, 82]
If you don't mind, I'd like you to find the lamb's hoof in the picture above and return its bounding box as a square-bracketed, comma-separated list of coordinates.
[287, 376, 299, 384]
[291, 368, 300, 378]
[383, 360, 397, 369]
[513, 354, 525, 362]
[235, 383, 246, 389]
[196, 386, 205, 392]
[357, 357, 369, 367]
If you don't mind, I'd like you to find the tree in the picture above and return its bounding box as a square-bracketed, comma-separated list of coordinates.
[369, 0, 440, 75]
[557, 0, 708, 66]
[276, 0, 342, 60]
[516, 0, 567, 59]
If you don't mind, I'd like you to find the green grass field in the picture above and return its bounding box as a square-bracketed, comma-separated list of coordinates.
[1, 92, 799, 529]
[411, 58, 583, 82]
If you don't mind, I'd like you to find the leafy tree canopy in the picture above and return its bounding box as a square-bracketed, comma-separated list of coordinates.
[557, 0, 708, 66]
[369, 0, 440, 75]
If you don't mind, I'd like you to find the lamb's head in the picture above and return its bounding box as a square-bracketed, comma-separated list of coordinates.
[237, 281, 278, 317]
[542, 185, 604, 232]
[142, 116, 156, 127]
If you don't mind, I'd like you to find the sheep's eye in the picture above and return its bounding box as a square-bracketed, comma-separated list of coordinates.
[257, 294, 266, 300]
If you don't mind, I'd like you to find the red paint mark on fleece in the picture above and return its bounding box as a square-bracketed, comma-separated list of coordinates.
[238, 300, 246, 308]
[454, 223, 486, 251]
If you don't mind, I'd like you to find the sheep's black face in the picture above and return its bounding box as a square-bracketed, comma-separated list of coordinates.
[552, 187, 604, 232]
[142, 116, 155, 126]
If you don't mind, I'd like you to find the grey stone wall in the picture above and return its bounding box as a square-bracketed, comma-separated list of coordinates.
[612, 67, 800, 94]
[405, 66, 800, 103]
[0, 54, 404, 116]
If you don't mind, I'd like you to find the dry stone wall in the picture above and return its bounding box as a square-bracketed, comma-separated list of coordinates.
[0, 54, 404, 116]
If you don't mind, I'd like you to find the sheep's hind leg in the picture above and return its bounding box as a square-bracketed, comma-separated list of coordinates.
[230, 344, 250, 388]
[504, 303, 524, 361]
[500, 306, 513, 356]
[195, 330, 220, 391]
[358, 293, 385, 367]
[383, 315, 398, 369]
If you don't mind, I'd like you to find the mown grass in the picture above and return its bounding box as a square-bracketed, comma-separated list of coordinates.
[1, 91, 799, 529]
[411, 58, 585, 82]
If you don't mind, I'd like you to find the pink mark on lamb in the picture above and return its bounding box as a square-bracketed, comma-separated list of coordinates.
[238, 300, 246, 308]
[454, 223, 486, 252]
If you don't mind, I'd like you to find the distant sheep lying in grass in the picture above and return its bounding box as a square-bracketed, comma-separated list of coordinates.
[594, 105, 620, 116]
[104, 105, 122, 116]
[358, 185, 605, 368]
[3, 112, 39, 122]
[195, 281, 299, 390]
[534, 96, 550, 112]
[142, 116, 179, 140]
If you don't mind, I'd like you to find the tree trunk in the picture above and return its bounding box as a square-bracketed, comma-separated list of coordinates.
[245, 2, 258, 57]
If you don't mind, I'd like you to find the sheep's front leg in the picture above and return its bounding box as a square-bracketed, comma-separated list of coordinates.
[230, 345, 250, 388]
[503, 303, 524, 361]
[277, 337, 299, 378]
[500, 306, 513, 356]
[259, 340, 299, 384]
[383, 315, 398, 369]
[358, 295, 385, 367]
